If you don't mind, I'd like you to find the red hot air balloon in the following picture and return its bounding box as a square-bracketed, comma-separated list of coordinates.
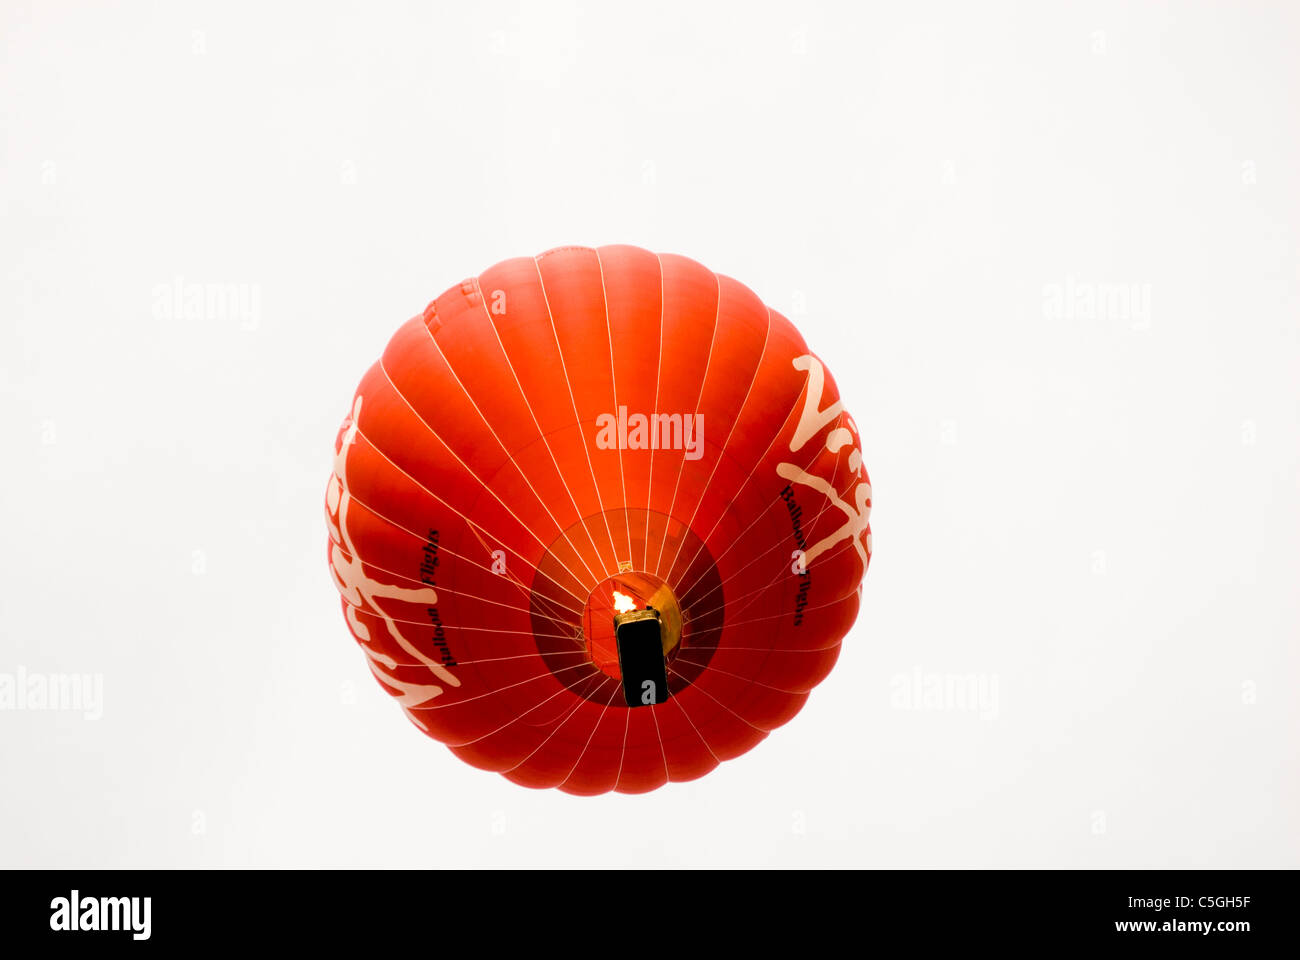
[325, 245, 871, 794]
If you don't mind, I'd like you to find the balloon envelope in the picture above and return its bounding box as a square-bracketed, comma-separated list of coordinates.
[325, 245, 872, 794]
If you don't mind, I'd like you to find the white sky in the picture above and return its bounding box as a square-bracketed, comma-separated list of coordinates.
[1, 0, 1296, 867]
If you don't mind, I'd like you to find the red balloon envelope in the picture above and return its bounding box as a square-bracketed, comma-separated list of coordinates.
[325, 245, 872, 794]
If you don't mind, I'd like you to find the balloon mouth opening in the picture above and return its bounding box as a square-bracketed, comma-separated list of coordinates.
[583, 573, 683, 682]
[527, 507, 724, 706]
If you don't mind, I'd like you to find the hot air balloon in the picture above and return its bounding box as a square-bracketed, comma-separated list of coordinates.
[325, 245, 871, 794]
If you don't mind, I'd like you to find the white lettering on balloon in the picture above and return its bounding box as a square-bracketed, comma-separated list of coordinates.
[776, 356, 872, 573]
[326, 395, 459, 723]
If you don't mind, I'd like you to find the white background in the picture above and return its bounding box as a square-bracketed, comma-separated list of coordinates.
[2, 1, 1296, 868]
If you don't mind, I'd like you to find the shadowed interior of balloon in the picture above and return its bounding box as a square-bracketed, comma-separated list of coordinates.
[529, 507, 723, 707]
